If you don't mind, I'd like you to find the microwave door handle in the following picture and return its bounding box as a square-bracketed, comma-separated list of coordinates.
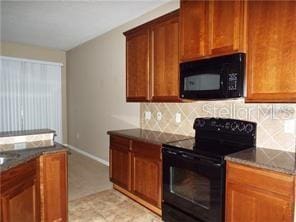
[220, 66, 228, 97]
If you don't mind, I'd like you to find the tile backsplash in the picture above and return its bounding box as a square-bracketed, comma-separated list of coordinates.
[140, 99, 296, 152]
[0, 133, 54, 145]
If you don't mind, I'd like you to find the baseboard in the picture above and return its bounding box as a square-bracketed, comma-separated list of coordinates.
[66, 144, 109, 166]
[113, 184, 162, 216]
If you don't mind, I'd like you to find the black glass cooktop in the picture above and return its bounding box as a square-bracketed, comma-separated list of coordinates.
[164, 138, 254, 160]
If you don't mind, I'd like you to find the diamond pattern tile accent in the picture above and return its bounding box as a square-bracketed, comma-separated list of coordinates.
[140, 100, 296, 152]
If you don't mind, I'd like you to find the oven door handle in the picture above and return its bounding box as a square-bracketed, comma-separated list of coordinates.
[180, 153, 222, 167]
[199, 158, 222, 167]
[164, 148, 223, 167]
[165, 150, 177, 155]
[180, 153, 195, 160]
[211, 162, 222, 167]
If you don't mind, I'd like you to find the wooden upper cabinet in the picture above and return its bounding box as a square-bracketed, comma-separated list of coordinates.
[208, 0, 246, 55]
[125, 27, 150, 102]
[246, 1, 296, 102]
[151, 12, 180, 102]
[180, 0, 207, 61]
[180, 0, 246, 62]
[125, 10, 180, 102]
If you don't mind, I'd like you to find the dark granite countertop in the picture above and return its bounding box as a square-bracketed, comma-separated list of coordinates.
[0, 142, 68, 173]
[0, 129, 55, 137]
[107, 128, 192, 145]
[225, 147, 296, 175]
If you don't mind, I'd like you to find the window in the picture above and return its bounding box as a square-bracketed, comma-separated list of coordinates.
[0, 56, 63, 142]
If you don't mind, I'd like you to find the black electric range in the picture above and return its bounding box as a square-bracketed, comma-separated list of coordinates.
[162, 118, 257, 222]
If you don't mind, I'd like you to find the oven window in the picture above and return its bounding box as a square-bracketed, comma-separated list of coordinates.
[184, 74, 220, 91]
[170, 167, 210, 209]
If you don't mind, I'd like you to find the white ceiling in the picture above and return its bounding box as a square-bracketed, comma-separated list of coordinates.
[1, 0, 170, 51]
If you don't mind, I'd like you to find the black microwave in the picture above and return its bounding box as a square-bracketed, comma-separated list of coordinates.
[180, 53, 245, 100]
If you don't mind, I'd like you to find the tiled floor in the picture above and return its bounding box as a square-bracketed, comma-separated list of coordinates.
[68, 150, 162, 222]
[68, 150, 112, 201]
[69, 189, 162, 222]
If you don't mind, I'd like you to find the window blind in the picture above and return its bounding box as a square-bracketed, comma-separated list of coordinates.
[0, 56, 63, 143]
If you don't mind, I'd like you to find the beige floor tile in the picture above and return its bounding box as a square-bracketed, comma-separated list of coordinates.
[69, 189, 162, 222]
[68, 150, 112, 201]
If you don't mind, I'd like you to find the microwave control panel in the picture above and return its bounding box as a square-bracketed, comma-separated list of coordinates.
[228, 73, 238, 90]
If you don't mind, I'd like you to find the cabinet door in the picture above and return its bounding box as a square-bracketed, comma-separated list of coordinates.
[132, 154, 161, 208]
[109, 136, 131, 191]
[1, 178, 38, 222]
[246, 1, 296, 102]
[226, 182, 293, 222]
[132, 141, 161, 208]
[180, 0, 207, 61]
[110, 148, 131, 190]
[208, 0, 246, 55]
[226, 162, 294, 222]
[151, 12, 180, 102]
[126, 27, 150, 102]
[39, 151, 68, 222]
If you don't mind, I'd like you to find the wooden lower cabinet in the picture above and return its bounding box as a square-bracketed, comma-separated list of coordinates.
[132, 140, 161, 208]
[109, 135, 162, 215]
[2, 182, 38, 222]
[0, 150, 68, 222]
[226, 162, 294, 222]
[110, 136, 131, 191]
[39, 151, 68, 222]
[0, 159, 39, 222]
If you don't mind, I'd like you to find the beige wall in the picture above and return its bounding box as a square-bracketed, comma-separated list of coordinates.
[66, 1, 179, 162]
[0, 42, 68, 144]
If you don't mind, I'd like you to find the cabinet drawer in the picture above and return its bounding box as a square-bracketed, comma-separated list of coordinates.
[132, 140, 161, 160]
[110, 135, 131, 151]
[0, 159, 36, 192]
[227, 162, 294, 198]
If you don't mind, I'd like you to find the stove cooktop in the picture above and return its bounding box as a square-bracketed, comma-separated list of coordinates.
[164, 138, 255, 161]
[164, 118, 257, 161]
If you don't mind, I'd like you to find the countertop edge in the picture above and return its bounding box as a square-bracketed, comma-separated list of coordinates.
[0, 144, 68, 173]
[225, 156, 296, 176]
[107, 129, 191, 146]
[107, 131, 162, 145]
[0, 129, 56, 138]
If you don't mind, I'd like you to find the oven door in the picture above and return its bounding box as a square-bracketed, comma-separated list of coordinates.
[163, 148, 225, 222]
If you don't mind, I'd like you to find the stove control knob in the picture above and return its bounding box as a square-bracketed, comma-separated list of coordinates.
[225, 122, 231, 129]
[245, 123, 254, 133]
[200, 119, 206, 127]
[231, 122, 238, 131]
[238, 122, 246, 132]
[196, 119, 206, 127]
[210, 120, 216, 127]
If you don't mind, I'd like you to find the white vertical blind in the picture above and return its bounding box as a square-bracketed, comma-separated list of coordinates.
[0, 56, 63, 143]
